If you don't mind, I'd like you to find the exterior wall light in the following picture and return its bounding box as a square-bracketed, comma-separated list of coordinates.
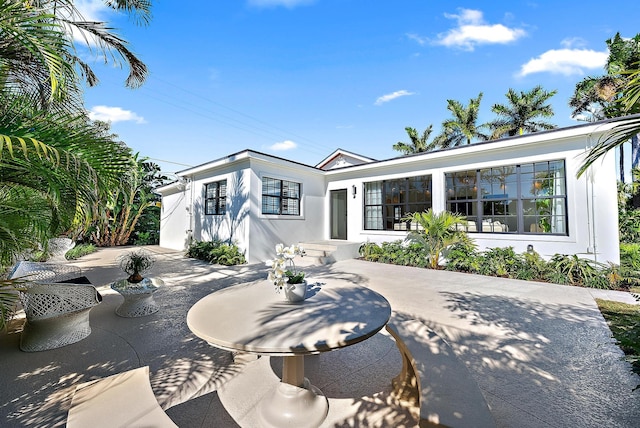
[352, 185, 357, 199]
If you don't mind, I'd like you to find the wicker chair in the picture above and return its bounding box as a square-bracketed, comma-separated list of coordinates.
[8, 261, 102, 352]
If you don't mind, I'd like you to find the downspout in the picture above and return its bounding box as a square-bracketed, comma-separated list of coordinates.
[184, 174, 194, 247]
[584, 133, 598, 262]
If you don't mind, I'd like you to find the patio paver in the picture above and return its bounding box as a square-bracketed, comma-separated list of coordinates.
[0, 246, 638, 427]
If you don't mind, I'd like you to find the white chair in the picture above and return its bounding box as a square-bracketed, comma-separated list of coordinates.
[8, 261, 101, 352]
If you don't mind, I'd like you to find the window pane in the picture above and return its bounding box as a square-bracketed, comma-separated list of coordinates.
[262, 177, 280, 196]
[262, 195, 280, 214]
[365, 206, 383, 230]
[365, 182, 382, 205]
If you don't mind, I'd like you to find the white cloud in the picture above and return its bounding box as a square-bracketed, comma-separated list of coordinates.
[434, 9, 526, 50]
[518, 48, 608, 77]
[374, 90, 415, 106]
[247, 0, 315, 8]
[406, 33, 428, 46]
[269, 140, 297, 151]
[89, 106, 146, 124]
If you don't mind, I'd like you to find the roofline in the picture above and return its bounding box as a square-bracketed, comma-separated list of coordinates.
[323, 114, 635, 174]
[158, 114, 640, 188]
[175, 148, 323, 177]
[315, 148, 377, 169]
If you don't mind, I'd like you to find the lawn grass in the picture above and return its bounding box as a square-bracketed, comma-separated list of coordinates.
[596, 298, 640, 382]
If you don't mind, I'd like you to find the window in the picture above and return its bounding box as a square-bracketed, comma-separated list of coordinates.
[445, 160, 567, 234]
[205, 180, 227, 215]
[364, 175, 432, 230]
[262, 177, 301, 215]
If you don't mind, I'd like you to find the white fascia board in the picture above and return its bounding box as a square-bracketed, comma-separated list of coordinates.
[176, 150, 252, 177]
[324, 121, 617, 179]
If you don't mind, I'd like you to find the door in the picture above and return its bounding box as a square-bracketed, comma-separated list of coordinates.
[330, 189, 348, 240]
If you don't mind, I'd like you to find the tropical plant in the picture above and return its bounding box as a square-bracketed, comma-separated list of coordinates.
[573, 33, 640, 179]
[65, 243, 97, 260]
[402, 209, 467, 269]
[489, 86, 558, 139]
[0, 0, 77, 102]
[0, 96, 135, 267]
[117, 249, 155, 283]
[186, 240, 247, 266]
[89, 154, 165, 246]
[546, 254, 610, 289]
[393, 125, 437, 155]
[517, 249, 550, 281]
[359, 241, 384, 262]
[444, 237, 480, 273]
[433, 93, 489, 148]
[477, 247, 525, 278]
[0, 278, 21, 331]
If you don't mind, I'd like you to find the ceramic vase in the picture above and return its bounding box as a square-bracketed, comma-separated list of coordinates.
[284, 280, 307, 303]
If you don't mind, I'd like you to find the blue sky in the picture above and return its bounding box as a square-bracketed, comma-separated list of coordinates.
[78, 0, 640, 174]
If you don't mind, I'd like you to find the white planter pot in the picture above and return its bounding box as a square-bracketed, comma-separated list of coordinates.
[284, 280, 307, 303]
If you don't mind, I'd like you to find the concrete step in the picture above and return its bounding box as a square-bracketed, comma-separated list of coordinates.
[299, 241, 361, 265]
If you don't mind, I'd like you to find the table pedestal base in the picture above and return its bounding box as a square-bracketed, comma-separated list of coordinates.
[258, 378, 328, 428]
[115, 293, 159, 318]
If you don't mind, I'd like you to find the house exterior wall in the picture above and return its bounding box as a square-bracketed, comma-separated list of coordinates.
[159, 184, 190, 251]
[324, 130, 620, 264]
[246, 157, 326, 262]
[157, 121, 622, 267]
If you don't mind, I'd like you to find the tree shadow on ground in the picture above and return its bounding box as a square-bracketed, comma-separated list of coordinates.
[432, 292, 640, 427]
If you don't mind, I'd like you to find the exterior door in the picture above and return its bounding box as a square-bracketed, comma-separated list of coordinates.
[330, 189, 348, 240]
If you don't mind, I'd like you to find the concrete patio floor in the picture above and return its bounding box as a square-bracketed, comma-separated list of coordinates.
[1, 246, 639, 427]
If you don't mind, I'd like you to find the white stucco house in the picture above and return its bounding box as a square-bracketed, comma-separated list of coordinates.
[155, 118, 624, 265]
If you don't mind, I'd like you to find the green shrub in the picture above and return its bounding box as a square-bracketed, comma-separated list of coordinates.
[612, 243, 640, 289]
[186, 240, 246, 265]
[65, 243, 97, 260]
[444, 238, 481, 273]
[359, 242, 384, 262]
[546, 254, 610, 289]
[477, 247, 524, 278]
[516, 250, 549, 281]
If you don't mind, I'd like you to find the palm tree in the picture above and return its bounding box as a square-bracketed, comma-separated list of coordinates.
[402, 209, 468, 269]
[489, 86, 558, 139]
[0, 1, 77, 102]
[571, 33, 640, 181]
[0, 93, 135, 266]
[579, 67, 640, 177]
[392, 125, 437, 155]
[434, 93, 489, 148]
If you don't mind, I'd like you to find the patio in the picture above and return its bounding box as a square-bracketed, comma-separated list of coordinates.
[1, 246, 639, 427]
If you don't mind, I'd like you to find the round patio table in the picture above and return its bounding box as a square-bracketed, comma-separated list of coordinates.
[187, 280, 391, 428]
[110, 277, 164, 317]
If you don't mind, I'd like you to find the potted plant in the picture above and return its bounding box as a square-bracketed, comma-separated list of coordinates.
[117, 249, 155, 284]
[266, 243, 307, 302]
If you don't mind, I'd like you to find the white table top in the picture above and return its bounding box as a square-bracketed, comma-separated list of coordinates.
[187, 280, 391, 356]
